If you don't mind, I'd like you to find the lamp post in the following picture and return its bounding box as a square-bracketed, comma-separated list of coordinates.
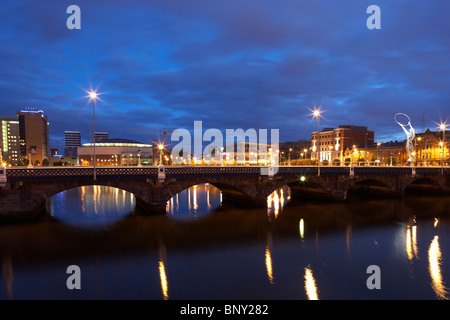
[137, 149, 142, 167]
[364, 132, 368, 166]
[416, 137, 421, 166]
[376, 142, 381, 166]
[88, 91, 99, 180]
[310, 107, 323, 176]
[438, 122, 448, 175]
[158, 144, 164, 165]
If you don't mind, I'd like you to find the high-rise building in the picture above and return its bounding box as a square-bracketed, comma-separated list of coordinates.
[0, 117, 20, 163]
[94, 132, 108, 142]
[17, 109, 50, 165]
[64, 131, 81, 157]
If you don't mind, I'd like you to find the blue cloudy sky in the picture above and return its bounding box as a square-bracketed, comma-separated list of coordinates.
[0, 0, 449, 150]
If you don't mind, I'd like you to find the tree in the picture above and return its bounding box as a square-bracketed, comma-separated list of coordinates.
[42, 159, 50, 166]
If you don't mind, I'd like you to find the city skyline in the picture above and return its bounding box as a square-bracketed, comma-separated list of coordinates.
[1, 1, 449, 152]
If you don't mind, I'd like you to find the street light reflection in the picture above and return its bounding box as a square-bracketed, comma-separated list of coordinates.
[406, 224, 418, 261]
[428, 235, 448, 299]
[304, 266, 319, 300]
[267, 186, 291, 218]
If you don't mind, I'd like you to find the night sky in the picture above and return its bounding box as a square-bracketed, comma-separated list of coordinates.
[1, 1, 449, 151]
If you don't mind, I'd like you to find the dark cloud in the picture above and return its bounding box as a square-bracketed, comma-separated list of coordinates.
[0, 0, 449, 151]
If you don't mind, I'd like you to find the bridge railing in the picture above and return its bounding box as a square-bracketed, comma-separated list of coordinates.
[3, 165, 449, 183]
[5, 166, 158, 182]
[164, 166, 262, 178]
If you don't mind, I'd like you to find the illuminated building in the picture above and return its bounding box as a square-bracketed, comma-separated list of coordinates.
[77, 138, 153, 166]
[0, 117, 20, 163]
[222, 142, 275, 165]
[414, 129, 449, 166]
[360, 129, 449, 166]
[357, 141, 405, 166]
[311, 125, 374, 165]
[16, 108, 50, 165]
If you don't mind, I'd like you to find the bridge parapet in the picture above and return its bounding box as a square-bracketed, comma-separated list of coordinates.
[5, 167, 158, 182]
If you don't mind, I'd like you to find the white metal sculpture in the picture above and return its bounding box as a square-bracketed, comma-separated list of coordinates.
[394, 113, 415, 163]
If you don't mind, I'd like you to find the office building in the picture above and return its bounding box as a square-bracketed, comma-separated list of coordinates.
[0, 117, 20, 163]
[94, 132, 108, 142]
[17, 109, 50, 165]
[64, 131, 81, 157]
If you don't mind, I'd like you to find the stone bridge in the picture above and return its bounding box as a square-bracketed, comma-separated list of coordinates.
[0, 165, 449, 221]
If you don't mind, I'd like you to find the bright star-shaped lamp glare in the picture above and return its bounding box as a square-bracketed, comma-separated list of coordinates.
[434, 120, 448, 132]
[158, 144, 164, 150]
[89, 91, 98, 100]
[307, 106, 324, 120]
[83, 87, 103, 102]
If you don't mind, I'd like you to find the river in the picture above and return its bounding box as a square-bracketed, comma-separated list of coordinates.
[0, 183, 449, 300]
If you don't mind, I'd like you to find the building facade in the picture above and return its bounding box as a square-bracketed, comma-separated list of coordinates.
[415, 129, 449, 166]
[78, 138, 153, 166]
[17, 109, 50, 165]
[0, 117, 20, 163]
[353, 141, 405, 166]
[64, 131, 81, 157]
[94, 132, 108, 142]
[311, 125, 374, 165]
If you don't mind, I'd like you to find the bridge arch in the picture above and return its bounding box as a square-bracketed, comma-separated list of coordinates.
[404, 177, 447, 195]
[282, 178, 340, 203]
[46, 184, 137, 222]
[163, 179, 260, 207]
[346, 178, 400, 200]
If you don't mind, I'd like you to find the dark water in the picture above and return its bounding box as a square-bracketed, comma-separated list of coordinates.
[1, 183, 450, 300]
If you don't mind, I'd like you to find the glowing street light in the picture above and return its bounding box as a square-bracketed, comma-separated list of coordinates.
[158, 144, 164, 165]
[436, 121, 448, 175]
[308, 106, 324, 176]
[84, 88, 102, 180]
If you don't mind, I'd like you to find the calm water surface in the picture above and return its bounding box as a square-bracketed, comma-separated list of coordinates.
[1, 183, 450, 300]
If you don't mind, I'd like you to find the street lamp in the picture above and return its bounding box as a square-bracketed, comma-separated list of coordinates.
[437, 121, 448, 174]
[416, 137, 421, 167]
[376, 142, 381, 166]
[137, 149, 142, 167]
[86, 89, 100, 180]
[158, 144, 164, 165]
[309, 107, 324, 176]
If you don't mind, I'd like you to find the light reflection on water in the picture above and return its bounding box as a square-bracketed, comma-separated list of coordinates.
[46, 185, 136, 226]
[1, 185, 450, 300]
[267, 185, 291, 219]
[166, 183, 222, 220]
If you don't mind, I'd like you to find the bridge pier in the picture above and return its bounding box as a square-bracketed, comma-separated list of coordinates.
[0, 188, 46, 222]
